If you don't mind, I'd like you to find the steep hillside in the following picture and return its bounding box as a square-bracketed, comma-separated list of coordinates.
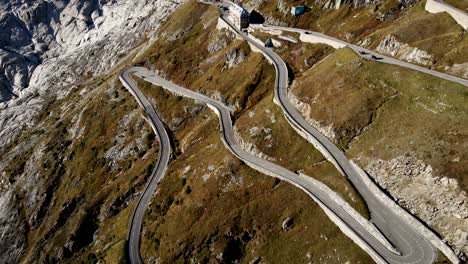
[136, 80, 372, 263]
[131, 1, 373, 261]
[289, 47, 468, 258]
[242, 0, 468, 78]
[0, 73, 161, 262]
[368, 1, 468, 78]
[0, 0, 371, 262]
[0, 0, 466, 263]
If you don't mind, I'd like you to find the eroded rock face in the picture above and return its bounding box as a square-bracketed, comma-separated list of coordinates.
[0, 0, 183, 150]
[288, 92, 338, 143]
[0, 190, 28, 264]
[447, 62, 468, 79]
[376, 35, 433, 65]
[0, 0, 183, 263]
[366, 155, 468, 260]
[0, 0, 184, 102]
[224, 48, 245, 70]
[319, 0, 417, 9]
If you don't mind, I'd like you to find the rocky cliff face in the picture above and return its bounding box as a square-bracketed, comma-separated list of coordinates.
[0, 0, 182, 153]
[366, 155, 468, 260]
[376, 35, 433, 65]
[319, 0, 417, 9]
[0, 0, 183, 263]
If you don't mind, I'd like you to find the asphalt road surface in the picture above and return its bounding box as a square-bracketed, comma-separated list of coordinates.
[219, 10, 445, 263]
[123, 66, 437, 264]
[117, 3, 467, 263]
[119, 70, 172, 264]
[255, 24, 468, 87]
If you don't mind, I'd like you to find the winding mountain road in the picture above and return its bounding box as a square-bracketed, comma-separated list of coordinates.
[118, 3, 466, 263]
[252, 24, 468, 87]
[122, 65, 435, 264]
[119, 71, 172, 264]
[221, 16, 439, 264]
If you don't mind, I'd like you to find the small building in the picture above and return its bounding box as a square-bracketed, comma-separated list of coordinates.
[228, 4, 250, 30]
[291, 6, 306, 16]
[265, 38, 273, 47]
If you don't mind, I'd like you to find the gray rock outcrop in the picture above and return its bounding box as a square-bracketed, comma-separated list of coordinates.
[320, 0, 417, 9]
[0, 189, 28, 264]
[366, 155, 468, 260]
[0, 0, 183, 263]
[224, 48, 245, 69]
[0, 0, 182, 151]
[376, 34, 433, 65]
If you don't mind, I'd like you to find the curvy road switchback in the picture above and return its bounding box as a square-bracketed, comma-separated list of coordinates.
[119, 70, 172, 264]
[122, 66, 435, 264]
[118, 3, 466, 263]
[220, 15, 442, 264]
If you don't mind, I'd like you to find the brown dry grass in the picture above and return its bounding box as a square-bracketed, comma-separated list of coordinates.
[136, 80, 373, 263]
[291, 47, 468, 191]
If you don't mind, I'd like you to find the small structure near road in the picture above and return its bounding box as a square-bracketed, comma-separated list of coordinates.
[228, 4, 250, 31]
[265, 38, 273, 47]
[291, 6, 307, 16]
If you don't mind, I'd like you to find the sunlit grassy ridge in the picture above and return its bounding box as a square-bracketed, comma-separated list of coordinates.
[136, 79, 372, 263]
[4, 0, 465, 262]
[292, 46, 467, 189]
[123, 1, 374, 261]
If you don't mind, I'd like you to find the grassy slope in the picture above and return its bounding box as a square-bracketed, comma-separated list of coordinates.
[128, 0, 464, 262]
[6, 0, 464, 262]
[222, 31, 369, 216]
[136, 80, 372, 263]
[244, 0, 406, 39]
[235, 92, 369, 217]
[367, 1, 468, 70]
[291, 48, 397, 148]
[2, 73, 160, 263]
[134, 1, 267, 109]
[127, 1, 372, 262]
[246, 0, 468, 78]
[291, 47, 468, 191]
[444, 0, 468, 11]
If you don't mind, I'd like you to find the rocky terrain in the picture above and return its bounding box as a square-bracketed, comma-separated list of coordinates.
[365, 155, 468, 258]
[0, 0, 183, 262]
[0, 0, 183, 149]
[375, 34, 433, 65]
[0, 0, 467, 263]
